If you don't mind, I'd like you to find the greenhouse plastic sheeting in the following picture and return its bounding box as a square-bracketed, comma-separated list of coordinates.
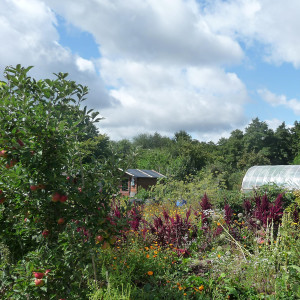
[241, 165, 300, 191]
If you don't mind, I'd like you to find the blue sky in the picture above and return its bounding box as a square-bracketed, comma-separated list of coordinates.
[1, 0, 300, 142]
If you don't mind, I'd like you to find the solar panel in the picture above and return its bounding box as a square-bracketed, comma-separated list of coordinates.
[125, 169, 165, 178]
[126, 169, 151, 177]
[142, 170, 165, 178]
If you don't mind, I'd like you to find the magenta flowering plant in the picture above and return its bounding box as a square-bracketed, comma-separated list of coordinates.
[144, 208, 197, 248]
[252, 193, 283, 227]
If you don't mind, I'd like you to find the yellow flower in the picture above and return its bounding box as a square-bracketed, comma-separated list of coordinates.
[217, 254, 221, 258]
[199, 285, 204, 291]
[147, 271, 153, 276]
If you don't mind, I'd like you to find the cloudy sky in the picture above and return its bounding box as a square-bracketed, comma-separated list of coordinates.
[1, 0, 300, 142]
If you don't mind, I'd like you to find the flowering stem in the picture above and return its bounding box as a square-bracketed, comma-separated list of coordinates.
[220, 223, 252, 260]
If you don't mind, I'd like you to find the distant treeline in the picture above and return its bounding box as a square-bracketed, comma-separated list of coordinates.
[82, 118, 300, 190]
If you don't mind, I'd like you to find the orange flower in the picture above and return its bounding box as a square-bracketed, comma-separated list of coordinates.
[147, 271, 153, 276]
[199, 285, 204, 291]
[146, 254, 150, 258]
[217, 222, 221, 226]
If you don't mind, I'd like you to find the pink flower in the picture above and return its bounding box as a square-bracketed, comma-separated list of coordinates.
[257, 237, 265, 244]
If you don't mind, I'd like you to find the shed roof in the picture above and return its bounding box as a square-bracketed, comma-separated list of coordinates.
[241, 165, 300, 191]
[125, 169, 165, 178]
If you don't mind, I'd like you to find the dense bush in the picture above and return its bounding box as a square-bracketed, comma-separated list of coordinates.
[0, 65, 120, 299]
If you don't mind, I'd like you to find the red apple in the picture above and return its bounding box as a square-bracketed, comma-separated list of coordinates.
[33, 272, 44, 279]
[34, 279, 45, 286]
[52, 192, 61, 202]
[30, 185, 38, 191]
[57, 218, 65, 225]
[42, 229, 49, 238]
[45, 269, 51, 276]
[60, 195, 68, 203]
[0, 150, 7, 158]
[95, 235, 104, 243]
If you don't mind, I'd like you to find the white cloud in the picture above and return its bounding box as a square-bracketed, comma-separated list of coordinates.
[265, 118, 288, 131]
[75, 57, 96, 73]
[0, 0, 113, 108]
[40, 0, 250, 140]
[98, 59, 248, 139]
[44, 0, 243, 66]
[0, 0, 254, 141]
[258, 88, 300, 115]
[203, 0, 300, 68]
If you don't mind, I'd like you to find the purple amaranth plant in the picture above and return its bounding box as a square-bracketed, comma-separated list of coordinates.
[224, 204, 233, 225]
[213, 225, 223, 237]
[175, 248, 191, 257]
[293, 206, 299, 223]
[261, 194, 270, 212]
[145, 208, 196, 248]
[199, 193, 213, 226]
[128, 207, 143, 231]
[243, 199, 252, 215]
[253, 193, 284, 227]
[200, 193, 212, 210]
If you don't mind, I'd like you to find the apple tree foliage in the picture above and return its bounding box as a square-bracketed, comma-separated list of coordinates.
[0, 65, 121, 299]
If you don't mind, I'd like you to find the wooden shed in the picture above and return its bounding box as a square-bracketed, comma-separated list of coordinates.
[119, 169, 165, 197]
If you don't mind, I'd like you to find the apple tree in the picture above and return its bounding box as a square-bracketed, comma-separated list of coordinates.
[0, 65, 121, 299]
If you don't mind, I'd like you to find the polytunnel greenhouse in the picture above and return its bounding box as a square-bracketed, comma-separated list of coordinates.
[241, 165, 300, 192]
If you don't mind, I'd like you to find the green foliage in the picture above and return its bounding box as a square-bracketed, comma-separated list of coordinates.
[0, 65, 120, 299]
[133, 132, 172, 149]
[150, 171, 228, 208]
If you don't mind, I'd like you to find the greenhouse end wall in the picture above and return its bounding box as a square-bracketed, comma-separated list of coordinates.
[241, 165, 300, 192]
